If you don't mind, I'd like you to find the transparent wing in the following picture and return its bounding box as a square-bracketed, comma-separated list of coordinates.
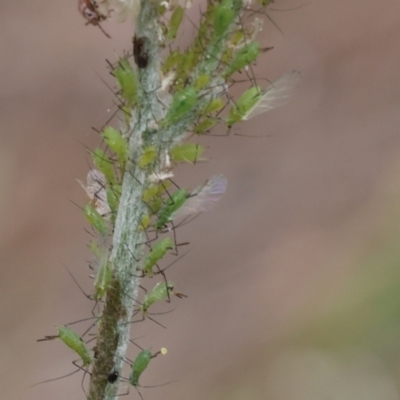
[78, 169, 111, 216]
[173, 174, 228, 220]
[245, 70, 302, 120]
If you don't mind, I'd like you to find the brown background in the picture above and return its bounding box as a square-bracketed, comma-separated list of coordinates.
[2, 1, 400, 399]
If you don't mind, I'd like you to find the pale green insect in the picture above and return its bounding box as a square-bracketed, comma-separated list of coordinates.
[106, 184, 122, 215]
[162, 87, 198, 127]
[226, 70, 302, 128]
[223, 42, 261, 78]
[162, 49, 181, 75]
[84, 204, 108, 235]
[201, 98, 224, 115]
[194, 117, 219, 134]
[155, 175, 228, 229]
[213, 0, 236, 40]
[140, 281, 185, 315]
[38, 326, 93, 367]
[114, 58, 138, 107]
[94, 256, 112, 301]
[138, 146, 157, 168]
[109, 348, 167, 397]
[142, 238, 174, 276]
[155, 189, 189, 230]
[87, 241, 113, 301]
[194, 74, 210, 90]
[101, 127, 128, 168]
[170, 143, 205, 163]
[130, 349, 153, 387]
[167, 5, 184, 40]
[92, 148, 116, 185]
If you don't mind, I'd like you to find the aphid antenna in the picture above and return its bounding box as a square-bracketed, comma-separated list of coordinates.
[91, 105, 121, 133]
[61, 263, 93, 302]
[129, 340, 145, 351]
[68, 196, 85, 213]
[105, 51, 134, 72]
[234, 130, 276, 138]
[230, 75, 272, 85]
[94, 70, 125, 107]
[64, 315, 100, 328]
[269, 3, 310, 12]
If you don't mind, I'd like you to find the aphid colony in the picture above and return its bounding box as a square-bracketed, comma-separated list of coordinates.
[37, 0, 302, 397]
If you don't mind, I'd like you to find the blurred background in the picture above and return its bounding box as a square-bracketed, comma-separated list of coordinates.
[2, 0, 400, 399]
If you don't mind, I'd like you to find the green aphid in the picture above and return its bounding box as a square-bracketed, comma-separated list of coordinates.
[114, 59, 138, 107]
[167, 6, 184, 40]
[139, 214, 151, 231]
[201, 98, 224, 115]
[142, 185, 164, 215]
[129, 349, 153, 387]
[194, 117, 219, 134]
[142, 185, 160, 202]
[94, 259, 112, 301]
[176, 50, 196, 81]
[59, 326, 93, 366]
[138, 146, 157, 168]
[230, 29, 245, 46]
[39, 326, 93, 367]
[84, 204, 108, 235]
[220, 47, 234, 66]
[129, 348, 167, 387]
[155, 189, 189, 230]
[92, 148, 116, 185]
[194, 74, 210, 90]
[141, 281, 174, 314]
[106, 184, 121, 214]
[226, 70, 302, 128]
[163, 87, 198, 127]
[170, 143, 205, 163]
[213, 0, 236, 40]
[142, 238, 174, 276]
[162, 49, 181, 74]
[223, 42, 261, 78]
[226, 86, 262, 128]
[101, 127, 128, 167]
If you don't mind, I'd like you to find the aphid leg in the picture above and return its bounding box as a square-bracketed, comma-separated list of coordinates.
[74, 359, 90, 396]
[155, 249, 190, 276]
[61, 263, 94, 302]
[31, 359, 90, 388]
